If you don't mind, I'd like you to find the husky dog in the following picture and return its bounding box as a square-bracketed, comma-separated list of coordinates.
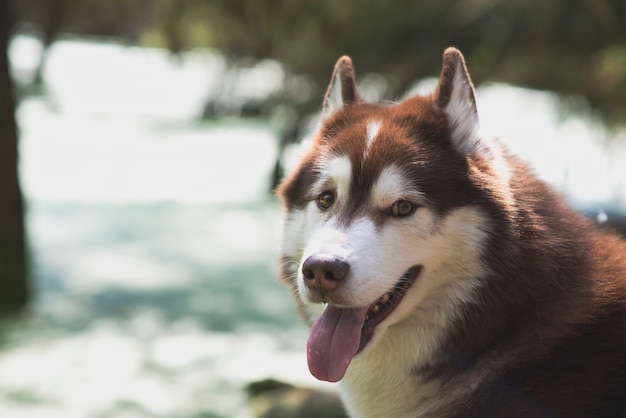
[276, 47, 626, 418]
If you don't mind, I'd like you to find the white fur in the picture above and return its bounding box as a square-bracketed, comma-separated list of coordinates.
[292, 198, 490, 416]
[322, 72, 345, 121]
[299, 216, 388, 307]
[341, 207, 489, 418]
[283, 151, 492, 417]
[364, 120, 382, 159]
[310, 155, 352, 201]
[280, 210, 306, 271]
[280, 155, 351, 280]
[445, 63, 481, 156]
[370, 164, 426, 209]
[287, 155, 491, 416]
[297, 157, 489, 331]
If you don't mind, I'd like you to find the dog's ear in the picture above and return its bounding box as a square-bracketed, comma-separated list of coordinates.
[321, 56, 361, 120]
[435, 48, 481, 155]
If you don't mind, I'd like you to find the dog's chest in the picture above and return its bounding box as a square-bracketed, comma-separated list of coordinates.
[339, 324, 457, 418]
[342, 370, 443, 418]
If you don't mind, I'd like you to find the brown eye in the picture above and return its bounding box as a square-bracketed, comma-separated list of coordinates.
[317, 191, 335, 210]
[389, 200, 416, 217]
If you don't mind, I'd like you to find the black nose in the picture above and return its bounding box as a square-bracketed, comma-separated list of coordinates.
[302, 256, 350, 293]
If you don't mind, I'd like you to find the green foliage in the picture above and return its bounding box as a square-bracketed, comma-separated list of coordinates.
[147, 0, 626, 124]
[12, 0, 626, 124]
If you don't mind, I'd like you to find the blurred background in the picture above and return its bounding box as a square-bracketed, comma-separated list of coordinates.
[1, 1, 625, 417]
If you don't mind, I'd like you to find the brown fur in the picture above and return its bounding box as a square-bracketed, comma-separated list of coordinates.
[421, 154, 626, 417]
[324, 55, 361, 108]
[277, 48, 626, 417]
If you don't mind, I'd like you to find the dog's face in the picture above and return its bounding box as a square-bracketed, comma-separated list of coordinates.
[277, 49, 499, 383]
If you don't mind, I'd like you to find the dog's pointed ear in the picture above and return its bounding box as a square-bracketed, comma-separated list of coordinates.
[322, 56, 361, 120]
[435, 48, 481, 155]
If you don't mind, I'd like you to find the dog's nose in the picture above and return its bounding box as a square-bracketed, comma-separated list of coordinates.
[302, 256, 350, 293]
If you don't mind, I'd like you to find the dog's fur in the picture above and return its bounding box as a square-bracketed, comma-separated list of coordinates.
[276, 47, 626, 417]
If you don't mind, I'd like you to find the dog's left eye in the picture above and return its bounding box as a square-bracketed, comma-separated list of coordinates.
[389, 200, 416, 217]
[317, 191, 336, 210]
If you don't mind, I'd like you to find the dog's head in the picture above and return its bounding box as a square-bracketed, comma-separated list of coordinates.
[277, 48, 505, 382]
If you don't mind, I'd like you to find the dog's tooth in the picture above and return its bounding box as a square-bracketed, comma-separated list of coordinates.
[380, 294, 390, 304]
[371, 305, 380, 313]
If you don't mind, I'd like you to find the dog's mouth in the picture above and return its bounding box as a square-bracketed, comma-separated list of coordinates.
[359, 265, 422, 353]
[306, 265, 422, 383]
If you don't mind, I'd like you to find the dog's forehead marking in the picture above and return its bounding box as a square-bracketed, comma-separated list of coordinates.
[364, 120, 382, 159]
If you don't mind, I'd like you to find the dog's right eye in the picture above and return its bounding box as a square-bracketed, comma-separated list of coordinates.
[389, 199, 417, 218]
[317, 191, 335, 210]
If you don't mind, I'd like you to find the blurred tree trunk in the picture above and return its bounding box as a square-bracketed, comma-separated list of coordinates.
[0, 0, 29, 312]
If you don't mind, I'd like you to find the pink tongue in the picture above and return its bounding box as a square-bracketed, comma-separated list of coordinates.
[307, 305, 369, 382]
